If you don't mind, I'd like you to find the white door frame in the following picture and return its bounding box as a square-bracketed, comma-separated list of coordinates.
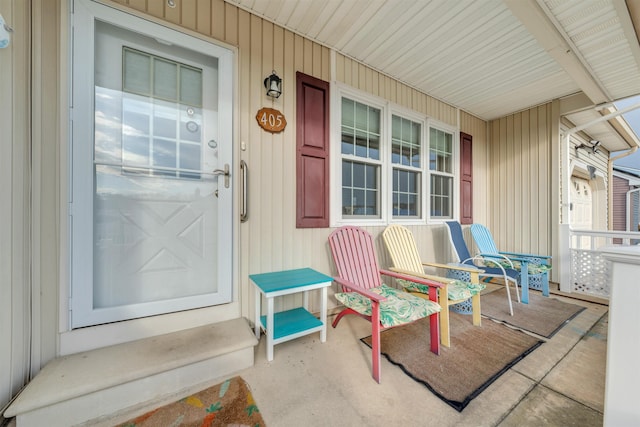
[67, 0, 236, 332]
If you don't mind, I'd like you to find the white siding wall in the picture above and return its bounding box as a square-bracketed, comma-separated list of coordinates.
[0, 0, 30, 407]
[487, 105, 554, 257]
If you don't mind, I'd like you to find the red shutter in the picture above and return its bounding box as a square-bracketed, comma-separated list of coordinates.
[296, 72, 330, 228]
[460, 132, 473, 225]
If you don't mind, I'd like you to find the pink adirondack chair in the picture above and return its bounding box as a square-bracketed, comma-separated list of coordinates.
[328, 226, 442, 383]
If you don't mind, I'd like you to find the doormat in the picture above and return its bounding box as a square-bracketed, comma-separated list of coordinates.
[361, 312, 542, 412]
[117, 376, 265, 426]
[481, 288, 586, 338]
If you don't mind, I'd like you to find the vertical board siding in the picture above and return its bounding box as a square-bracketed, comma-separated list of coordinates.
[1, 0, 31, 409]
[612, 176, 631, 231]
[487, 104, 553, 257]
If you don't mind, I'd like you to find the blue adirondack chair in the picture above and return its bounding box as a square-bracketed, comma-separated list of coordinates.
[470, 223, 551, 304]
[445, 221, 519, 315]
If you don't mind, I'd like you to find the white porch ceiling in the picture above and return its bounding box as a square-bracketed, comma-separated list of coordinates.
[226, 0, 640, 149]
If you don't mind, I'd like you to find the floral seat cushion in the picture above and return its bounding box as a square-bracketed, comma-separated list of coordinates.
[483, 259, 551, 275]
[396, 278, 485, 301]
[335, 284, 441, 328]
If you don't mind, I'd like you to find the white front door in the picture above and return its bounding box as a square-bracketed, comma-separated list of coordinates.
[70, 0, 234, 328]
[571, 177, 593, 230]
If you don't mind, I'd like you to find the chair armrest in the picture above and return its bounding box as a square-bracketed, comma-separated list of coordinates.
[477, 252, 521, 267]
[332, 276, 387, 303]
[423, 261, 484, 274]
[499, 251, 552, 263]
[424, 262, 483, 284]
[381, 268, 445, 289]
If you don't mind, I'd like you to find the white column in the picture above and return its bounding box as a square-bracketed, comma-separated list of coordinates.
[601, 245, 640, 427]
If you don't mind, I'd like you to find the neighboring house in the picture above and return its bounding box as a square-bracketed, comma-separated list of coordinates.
[2, 0, 640, 422]
[612, 165, 640, 234]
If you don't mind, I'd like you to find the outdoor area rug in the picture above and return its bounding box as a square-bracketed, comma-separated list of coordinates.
[481, 287, 586, 338]
[361, 312, 542, 412]
[116, 376, 265, 427]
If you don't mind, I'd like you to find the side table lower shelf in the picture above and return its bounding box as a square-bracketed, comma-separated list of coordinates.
[260, 307, 323, 341]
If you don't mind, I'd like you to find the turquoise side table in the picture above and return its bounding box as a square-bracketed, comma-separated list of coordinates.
[249, 268, 332, 361]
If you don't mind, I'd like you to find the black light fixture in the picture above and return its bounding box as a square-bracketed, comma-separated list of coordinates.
[264, 71, 282, 98]
[575, 140, 601, 155]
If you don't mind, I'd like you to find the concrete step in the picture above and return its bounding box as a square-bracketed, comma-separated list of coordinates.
[4, 317, 258, 427]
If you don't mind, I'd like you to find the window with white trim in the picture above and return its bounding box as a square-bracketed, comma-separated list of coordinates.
[392, 114, 422, 218]
[429, 127, 454, 219]
[334, 86, 458, 224]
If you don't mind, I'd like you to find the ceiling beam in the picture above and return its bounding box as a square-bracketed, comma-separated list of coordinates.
[504, 0, 609, 105]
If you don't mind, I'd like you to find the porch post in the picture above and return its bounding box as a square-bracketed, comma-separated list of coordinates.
[558, 132, 572, 292]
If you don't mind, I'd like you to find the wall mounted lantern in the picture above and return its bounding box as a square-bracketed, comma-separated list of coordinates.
[575, 140, 601, 155]
[264, 71, 282, 98]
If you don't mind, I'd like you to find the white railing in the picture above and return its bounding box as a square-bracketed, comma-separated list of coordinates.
[569, 229, 640, 299]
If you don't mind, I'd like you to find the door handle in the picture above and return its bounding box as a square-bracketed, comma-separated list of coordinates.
[212, 164, 230, 188]
[240, 160, 248, 222]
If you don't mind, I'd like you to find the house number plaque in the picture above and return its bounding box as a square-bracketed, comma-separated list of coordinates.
[256, 107, 287, 133]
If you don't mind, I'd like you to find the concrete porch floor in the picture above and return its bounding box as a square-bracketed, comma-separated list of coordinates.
[238, 289, 607, 427]
[3, 288, 607, 427]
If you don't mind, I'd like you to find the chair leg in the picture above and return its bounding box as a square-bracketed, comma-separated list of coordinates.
[438, 289, 450, 347]
[542, 272, 550, 297]
[371, 301, 381, 383]
[520, 263, 530, 304]
[504, 279, 514, 316]
[331, 308, 356, 328]
[471, 294, 481, 326]
[429, 312, 440, 355]
[513, 277, 521, 303]
[427, 287, 441, 355]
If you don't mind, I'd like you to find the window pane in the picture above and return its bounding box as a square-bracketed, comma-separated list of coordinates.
[154, 58, 177, 100]
[342, 188, 353, 215]
[341, 97, 381, 161]
[392, 115, 421, 168]
[355, 102, 368, 130]
[399, 170, 408, 192]
[342, 161, 352, 186]
[368, 107, 380, 134]
[393, 168, 420, 217]
[153, 111, 177, 139]
[392, 115, 401, 139]
[341, 129, 354, 155]
[430, 174, 452, 218]
[123, 109, 150, 137]
[352, 189, 365, 214]
[123, 49, 150, 95]
[355, 131, 368, 157]
[342, 98, 354, 127]
[342, 160, 379, 217]
[353, 162, 365, 188]
[180, 143, 200, 170]
[430, 127, 453, 173]
[365, 163, 377, 189]
[180, 143, 201, 179]
[369, 135, 380, 160]
[365, 190, 377, 215]
[180, 66, 203, 106]
[123, 135, 149, 166]
[153, 138, 176, 176]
